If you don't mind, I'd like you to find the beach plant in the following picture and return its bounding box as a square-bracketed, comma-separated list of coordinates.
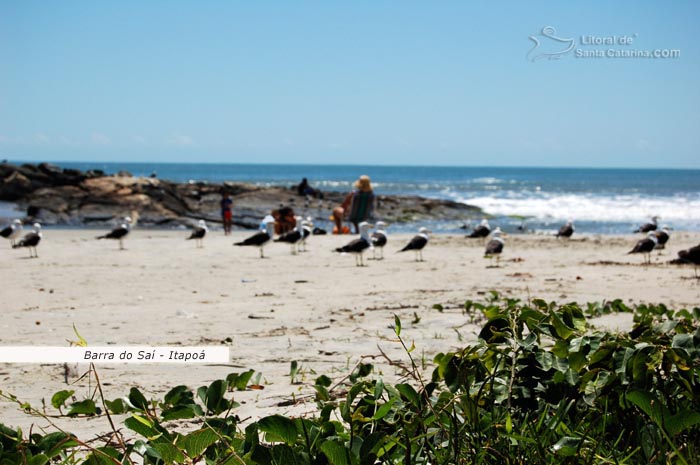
[1, 296, 699, 464]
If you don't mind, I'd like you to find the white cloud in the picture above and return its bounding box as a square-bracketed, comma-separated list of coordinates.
[132, 135, 146, 144]
[636, 139, 653, 151]
[34, 133, 50, 144]
[91, 132, 111, 145]
[169, 134, 194, 146]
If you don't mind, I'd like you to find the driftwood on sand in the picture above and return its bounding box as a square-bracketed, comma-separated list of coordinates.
[0, 162, 482, 229]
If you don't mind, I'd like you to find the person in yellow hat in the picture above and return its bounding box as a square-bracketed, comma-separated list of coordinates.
[332, 175, 375, 234]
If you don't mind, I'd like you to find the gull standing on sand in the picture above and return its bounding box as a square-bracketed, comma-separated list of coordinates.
[235, 216, 275, 258]
[13, 223, 42, 258]
[628, 231, 658, 264]
[653, 226, 672, 250]
[335, 221, 373, 266]
[467, 218, 491, 240]
[634, 216, 659, 233]
[556, 220, 575, 239]
[298, 218, 313, 252]
[274, 215, 304, 254]
[1, 219, 23, 246]
[96, 216, 132, 250]
[186, 220, 208, 248]
[671, 243, 700, 280]
[370, 221, 389, 260]
[484, 227, 505, 267]
[399, 227, 431, 262]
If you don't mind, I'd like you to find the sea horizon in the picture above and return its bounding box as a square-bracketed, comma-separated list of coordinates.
[7, 159, 700, 171]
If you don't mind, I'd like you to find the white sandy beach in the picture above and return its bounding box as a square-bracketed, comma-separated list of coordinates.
[1, 229, 699, 438]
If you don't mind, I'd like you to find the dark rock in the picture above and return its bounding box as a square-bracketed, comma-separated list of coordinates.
[38, 163, 63, 176]
[63, 168, 83, 177]
[0, 162, 483, 227]
[85, 169, 105, 178]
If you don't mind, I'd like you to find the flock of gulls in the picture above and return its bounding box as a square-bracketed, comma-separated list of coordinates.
[1, 214, 699, 279]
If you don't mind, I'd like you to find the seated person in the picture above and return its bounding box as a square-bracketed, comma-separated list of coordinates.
[297, 177, 323, 199]
[272, 206, 297, 235]
[332, 175, 375, 234]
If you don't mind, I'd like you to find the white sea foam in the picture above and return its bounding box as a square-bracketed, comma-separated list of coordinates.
[460, 193, 700, 224]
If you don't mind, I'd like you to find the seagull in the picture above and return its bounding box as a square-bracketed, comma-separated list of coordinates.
[671, 243, 700, 280]
[335, 222, 373, 266]
[235, 217, 275, 258]
[186, 220, 208, 248]
[13, 223, 42, 258]
[96, 216, 132, 250]
[628, 231, 658, 264]
[274, 216, 304, 254]
[467, 218, 491, 240]
[556, 219, 575, 239]
[484, 227, 505, 267]
[634, 216, 659, 233]
[653, 226, 672, 250]
[1, 219, 23, 246]
[298, 218, 313, 252]
[399, 227, 431, 262]
[370, 221, 389, 260]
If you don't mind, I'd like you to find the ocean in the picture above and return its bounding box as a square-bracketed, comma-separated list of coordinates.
[11, 162, 700, 234]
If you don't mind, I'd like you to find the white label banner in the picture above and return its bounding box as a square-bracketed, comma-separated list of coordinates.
[0, 346, 230, 364]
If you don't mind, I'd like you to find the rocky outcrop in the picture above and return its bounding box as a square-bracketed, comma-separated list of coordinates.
[0, 162, 481, 228]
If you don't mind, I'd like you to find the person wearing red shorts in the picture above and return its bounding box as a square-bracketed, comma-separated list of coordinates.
[221, 192, 233, 235]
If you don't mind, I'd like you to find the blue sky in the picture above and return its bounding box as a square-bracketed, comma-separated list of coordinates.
[1, 1, 698, 167]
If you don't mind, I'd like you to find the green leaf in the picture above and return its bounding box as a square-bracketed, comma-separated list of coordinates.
[67, 399, 97, 416]
[128, 387, 150, 411]
[626, 390, 670, 429]
[162, 385, 194, 406]
[71, 324, 88, 347]
[125, 415, 161, 440]
[349, 363, 373, 383]
[50, 390, 74, 410]
[373, 378, 384, 400]
[396, 384, 420, 408]
[372, 397, 397, 420]
[289, 361, 299, 382]
[393, 314, 401, 337]
[315, 374, 332, 387]
[672, 333, 694, 350]
[179, 428, 219, 458]
[550, 310, 575, 340]
[257, 415, 298, 445]
[320, 439, 349, 465]
[151, 441, 185, 464]
[666, 411, 700, 436]
[204, 379, 229, 414]
[105, 398, 127, 414]
[36, 432, 79, 458]
[227, 369, 255, 390]
[271, 443, 300, 464]
[161, 405, 197, 421]
[552, 436, 582, 456]
[28, 454, 49, 465]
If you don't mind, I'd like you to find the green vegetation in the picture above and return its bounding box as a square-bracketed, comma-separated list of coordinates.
[1, 295, 699, 464]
